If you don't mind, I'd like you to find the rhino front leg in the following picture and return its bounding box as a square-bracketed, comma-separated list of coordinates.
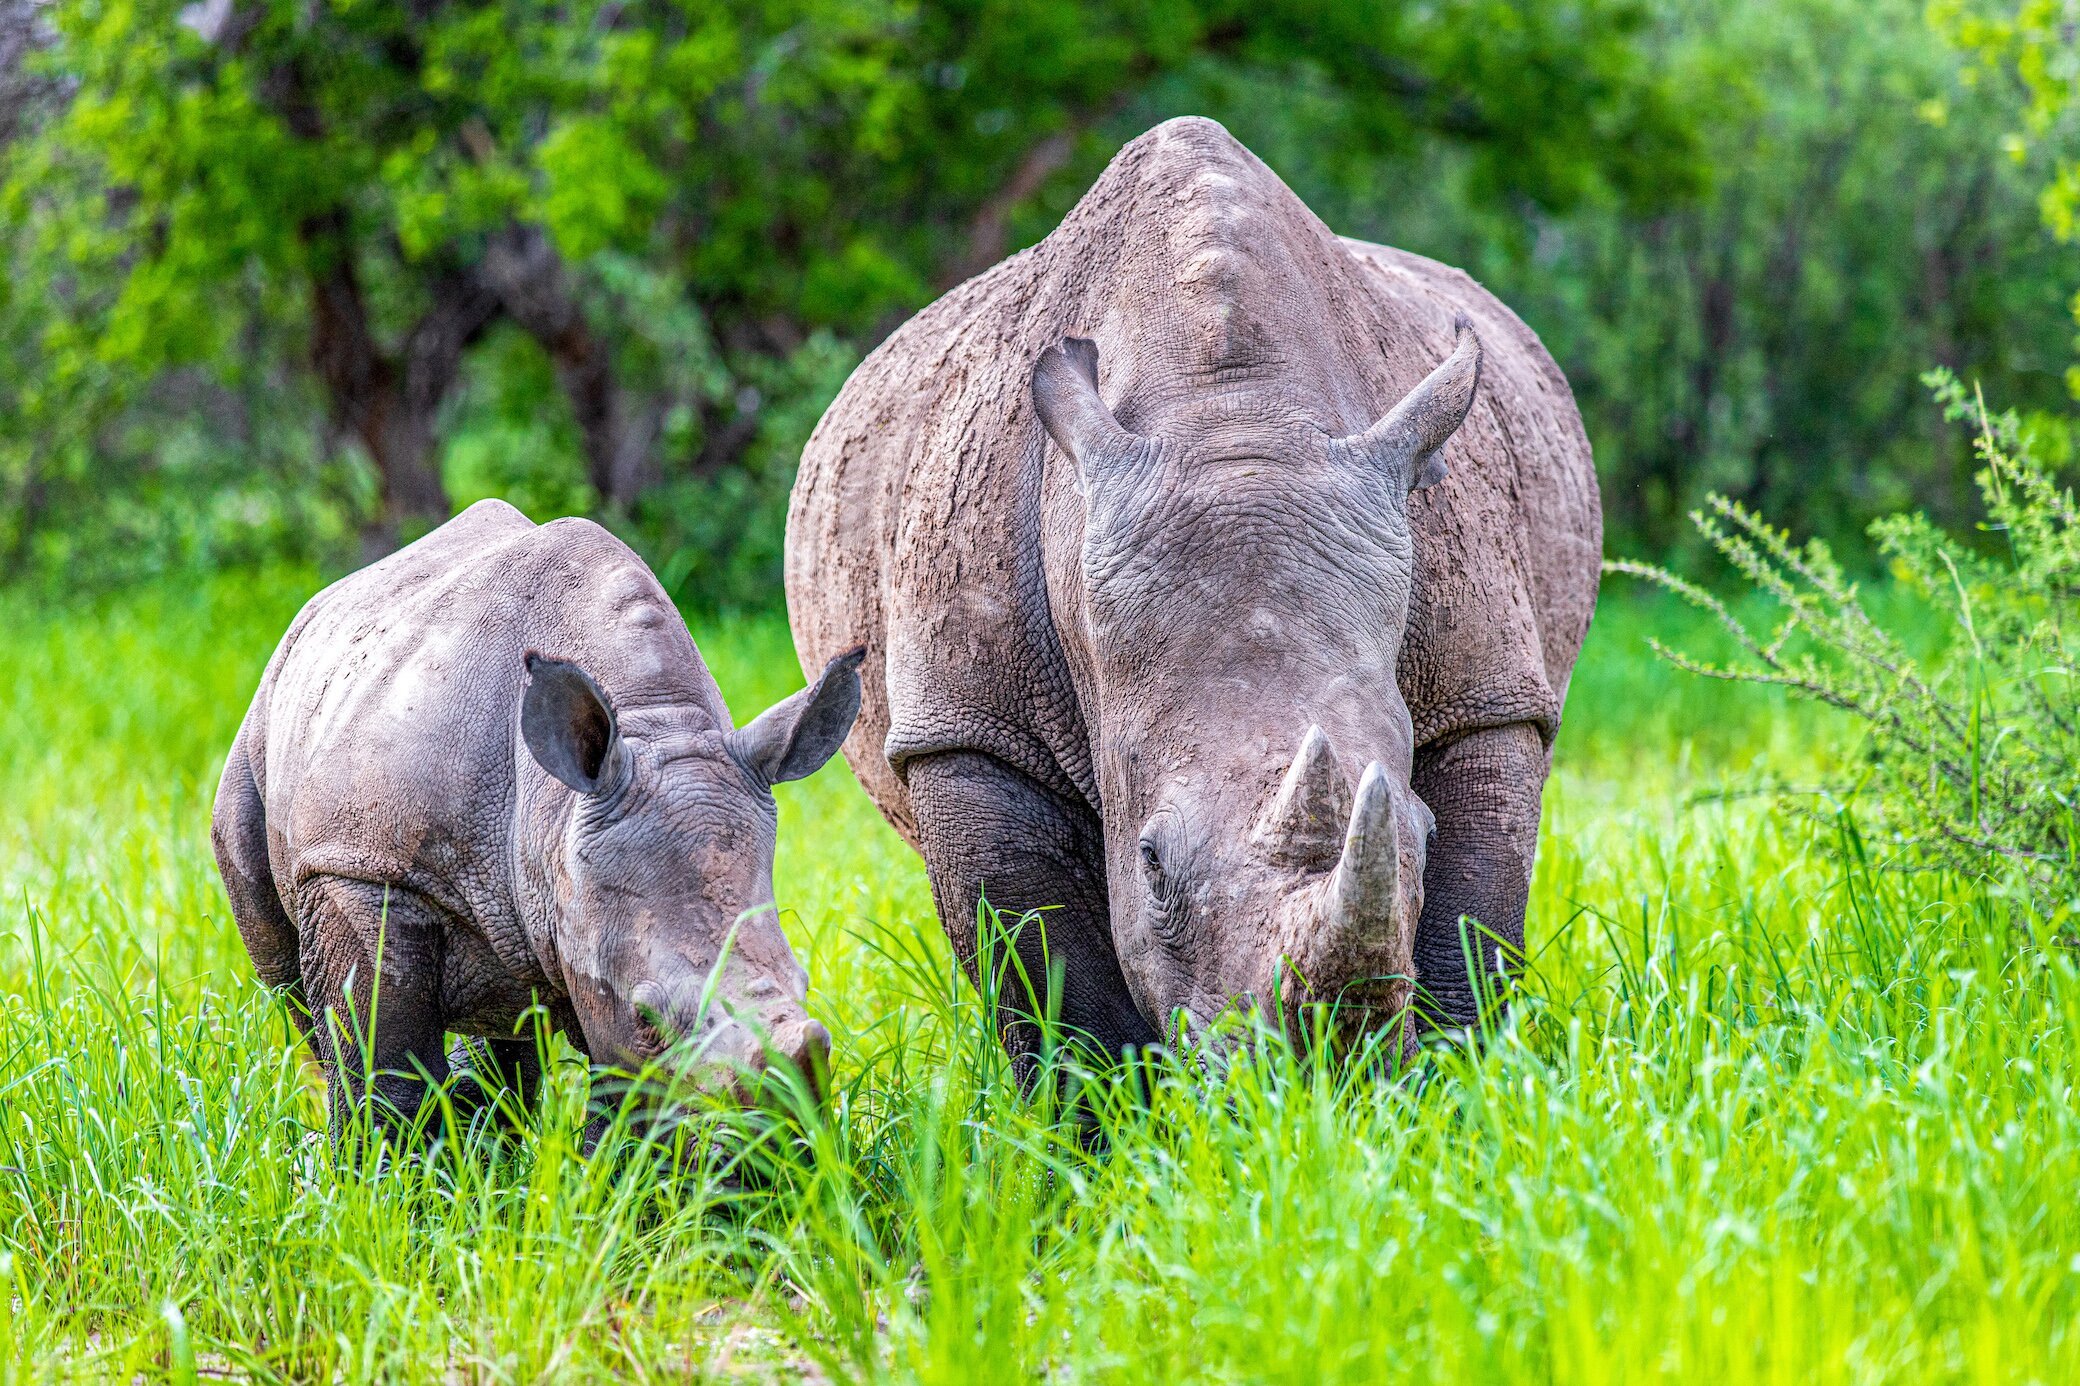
[906, 751, 1159, 1064]
[297, 876, 452, 1153]
[1409, 722, 1549, 1033]
[446, 1035, 546, 1134]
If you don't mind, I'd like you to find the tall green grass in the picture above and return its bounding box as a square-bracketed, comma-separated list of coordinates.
[0, 570, 2072, 1382]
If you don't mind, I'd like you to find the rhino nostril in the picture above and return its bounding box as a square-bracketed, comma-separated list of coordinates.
[628, 981, 677, 1054]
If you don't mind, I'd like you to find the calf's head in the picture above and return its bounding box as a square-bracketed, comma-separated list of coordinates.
[1033, 321, 1480, 1043]
[519, 647, 863, 1101]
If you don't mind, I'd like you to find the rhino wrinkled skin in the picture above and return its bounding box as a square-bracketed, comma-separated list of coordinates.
[213, 499, 861, 1145]
[786, 118, 1600, 1054]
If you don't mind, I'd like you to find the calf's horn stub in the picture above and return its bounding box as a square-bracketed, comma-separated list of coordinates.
[1339, 313, 1483, 493]
[1255, 724, 1350, 865]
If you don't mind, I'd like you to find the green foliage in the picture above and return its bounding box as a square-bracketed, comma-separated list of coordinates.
[1, 0, 1702, 596]
[7, 0, 2073, 597]
[1315, 0, 2075, 559]
[1934, 0, 2080, 412]
[440, 325, 597, 522]
[636, 330, 861, 612]
[2, 572, 2078, 1377]
[1935, 0, 2080, 239]
[1612, 375, 2080, 891]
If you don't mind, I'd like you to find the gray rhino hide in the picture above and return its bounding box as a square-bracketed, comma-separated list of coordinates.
[786, 118, 1600, 1053]
[215, 500, 850, 1142]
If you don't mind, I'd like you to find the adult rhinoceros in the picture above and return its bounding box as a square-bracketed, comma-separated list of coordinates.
[786, 117, 1600, 1057]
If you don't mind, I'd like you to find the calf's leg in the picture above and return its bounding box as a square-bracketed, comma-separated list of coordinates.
[1409, 722, 1549, 1033]
[296, 876, 451, 1153]
[905, 751, 1157, 1063]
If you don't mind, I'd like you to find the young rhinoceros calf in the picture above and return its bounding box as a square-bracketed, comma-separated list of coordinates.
[213, 499, 861, 1146]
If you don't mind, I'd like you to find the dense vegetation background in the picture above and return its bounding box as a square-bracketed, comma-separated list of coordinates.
[4, 0, 2073, 603]
[5, 2, 2080, 1377]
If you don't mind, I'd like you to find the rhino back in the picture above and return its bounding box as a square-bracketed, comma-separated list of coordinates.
[251, 499, 726, 925]
[1339, 239, 1603, 745]
[787, 118, 1601, 839]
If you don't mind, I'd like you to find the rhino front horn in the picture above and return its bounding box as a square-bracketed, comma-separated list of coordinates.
[1256, 725, 1350, 865]
[1326, 762, 1407, 945]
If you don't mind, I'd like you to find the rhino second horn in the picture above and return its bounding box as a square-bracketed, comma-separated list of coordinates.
[1326, 762, 1405, 943]
[1256, 725, 1351, 865]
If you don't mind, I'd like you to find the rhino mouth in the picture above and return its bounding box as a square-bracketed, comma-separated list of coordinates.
[622, 993, 831, 1105]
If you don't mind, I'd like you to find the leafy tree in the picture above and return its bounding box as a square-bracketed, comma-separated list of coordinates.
[1936, 1, 2080, 237]
[1275, 0, 2074, 559]
[2, 0, 1701, 569]
[1936, 1, 2080, 416]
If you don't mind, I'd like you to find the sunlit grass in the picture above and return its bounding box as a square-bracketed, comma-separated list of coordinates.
[0, 569, 2073, 1382]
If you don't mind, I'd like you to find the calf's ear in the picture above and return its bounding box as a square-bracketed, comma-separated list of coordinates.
[522, 652, 625, 795]
[731, 646, 866, 787]
[1341, 314, 1482, 493]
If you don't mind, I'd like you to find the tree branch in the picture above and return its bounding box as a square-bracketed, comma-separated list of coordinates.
[939, 127, 1081, 289]
[482, 223, 660, 508]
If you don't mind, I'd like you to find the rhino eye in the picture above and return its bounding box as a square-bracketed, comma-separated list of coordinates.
[1139, 836, 1170, 901]
[1138, 835, 1192, 948]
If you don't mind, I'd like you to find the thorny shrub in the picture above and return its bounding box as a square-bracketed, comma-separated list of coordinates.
[1610, 371, 2078, 897]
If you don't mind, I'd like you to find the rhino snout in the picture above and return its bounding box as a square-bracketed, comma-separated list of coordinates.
[701, 1012, 832, 1107]
[622, 977, 831, 1104]
[765, 1016, 832, 1104]
[1252, 733, 1433, 1031]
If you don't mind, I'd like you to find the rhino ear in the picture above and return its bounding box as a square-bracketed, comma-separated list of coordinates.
[1342, 314, 1482, 493]
[731, 646, 865, 787]
[522, 652, 625, 795]
[1032, 337, 1141, 482]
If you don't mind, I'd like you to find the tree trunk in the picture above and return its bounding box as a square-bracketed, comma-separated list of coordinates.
[306, 225, 499, 556]
[2, 448, 43, 580]
[483, 224, 659, 510]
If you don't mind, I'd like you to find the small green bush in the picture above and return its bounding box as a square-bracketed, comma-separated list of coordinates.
[1611, 373, 2079, 895]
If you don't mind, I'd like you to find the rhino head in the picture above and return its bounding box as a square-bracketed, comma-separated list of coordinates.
[1032, 320, 1481, 1045]
[519, 646, 864, 1102]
